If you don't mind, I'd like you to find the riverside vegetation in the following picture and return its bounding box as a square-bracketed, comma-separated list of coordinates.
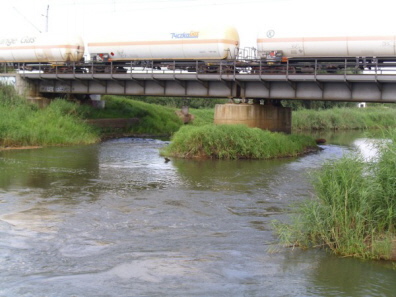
[0, 86, 99, 147]
[277, 104, 396, 261]
[0, 88, 183, 148]
[80, 95, 183, 136]
[274, 130, 396, 261]
[292, 106, 396, 131]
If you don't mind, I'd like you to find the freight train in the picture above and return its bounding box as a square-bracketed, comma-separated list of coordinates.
[1, 26, 395, 74]
[0, 26, 240, 73]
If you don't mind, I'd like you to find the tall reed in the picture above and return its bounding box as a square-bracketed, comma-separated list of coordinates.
[274, 129, 396, 260]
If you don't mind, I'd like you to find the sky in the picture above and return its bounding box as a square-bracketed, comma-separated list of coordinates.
[1, 0, 395, 48]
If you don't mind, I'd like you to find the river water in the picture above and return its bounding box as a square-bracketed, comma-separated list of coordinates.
[0, 131, 395, 297]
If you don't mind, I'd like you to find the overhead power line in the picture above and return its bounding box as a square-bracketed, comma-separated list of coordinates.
[13, 6, 42, 33]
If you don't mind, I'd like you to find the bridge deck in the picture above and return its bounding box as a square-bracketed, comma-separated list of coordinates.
[7, 71, 396, 102]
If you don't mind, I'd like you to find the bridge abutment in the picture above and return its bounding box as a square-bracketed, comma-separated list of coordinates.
[0, 74, 50, 107]
[14, 74, 39, 98]
[16, 74, 52, 107]
[214, 101, 291, 134]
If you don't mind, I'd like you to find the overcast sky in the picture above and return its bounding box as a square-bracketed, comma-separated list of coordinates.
[1, 0, 395, 47]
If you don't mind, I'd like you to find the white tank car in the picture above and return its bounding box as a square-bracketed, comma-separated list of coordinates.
[87, 26, 240, 62]
[257, 29, 396, 59]
[0, 33, 85, 63]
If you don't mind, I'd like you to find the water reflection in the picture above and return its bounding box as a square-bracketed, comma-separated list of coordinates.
[171, 158, 289, 192]
[277, 249, 396, 297]
[297, 130, 367, 146]
[0, 145, 100, 192]
[309, 253, 396, 297]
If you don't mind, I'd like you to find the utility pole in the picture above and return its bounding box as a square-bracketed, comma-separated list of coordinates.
[43, 5, 49, 32]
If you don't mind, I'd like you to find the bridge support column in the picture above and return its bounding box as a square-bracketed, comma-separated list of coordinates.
[14, 74, 52, 107]
[214, 101, 291, 134]
[15, 74, 39, 98]
[1, 74, 50, 107]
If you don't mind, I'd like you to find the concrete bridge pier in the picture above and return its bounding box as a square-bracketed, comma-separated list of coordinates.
[214, 100, 291, 134]
[0, 73, 48, 107]
[14, 74, 39, 98]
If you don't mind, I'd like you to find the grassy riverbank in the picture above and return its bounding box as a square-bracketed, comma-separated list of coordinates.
[292, 106, 396, 130]
[82, 95, 183, 136]
[0, 86, 99, 147]
[0, 91, 186, 148]
[274, 129, 396, 260]
[161, 124, 317, 159]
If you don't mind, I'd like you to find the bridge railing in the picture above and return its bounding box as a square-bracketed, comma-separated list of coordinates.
[5, 58, 396, 77]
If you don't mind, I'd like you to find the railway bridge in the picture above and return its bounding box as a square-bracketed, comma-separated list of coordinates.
[2, 60, 396, 133]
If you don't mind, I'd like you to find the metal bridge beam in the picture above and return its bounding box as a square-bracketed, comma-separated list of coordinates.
[12, 72, 396, 103]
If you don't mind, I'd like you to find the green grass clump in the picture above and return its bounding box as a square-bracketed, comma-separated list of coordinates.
[189, 108, 215, 126]
[274, 129, 396, 260]
[293, 107, 396, 131]
[0, 86, 99, 147]
[162, 124, 317, 159]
